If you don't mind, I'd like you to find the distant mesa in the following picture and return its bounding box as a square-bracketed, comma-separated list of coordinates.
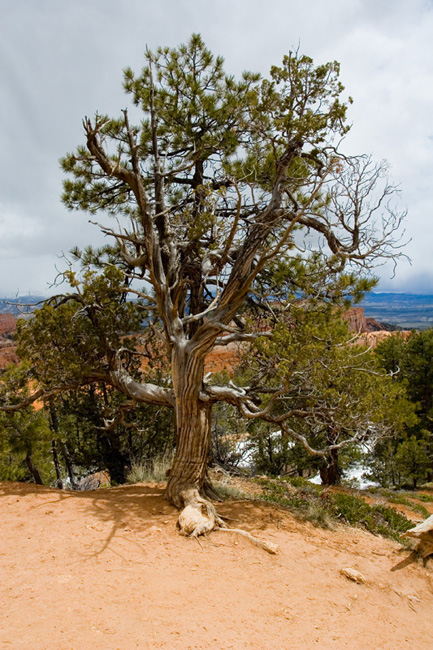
[360, 292, 433, 330]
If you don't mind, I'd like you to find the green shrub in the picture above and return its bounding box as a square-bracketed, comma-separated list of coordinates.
[407, 491, 433, 503]
[255, 477, 413, 542]
[331, 492, 412, 541]
[383, 493, 430, 518]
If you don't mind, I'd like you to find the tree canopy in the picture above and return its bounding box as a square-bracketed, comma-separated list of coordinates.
[0, 35, 407, 536]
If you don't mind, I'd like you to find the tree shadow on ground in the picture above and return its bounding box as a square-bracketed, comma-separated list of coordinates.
[0, 481, 279, 561]
[0, 481, 178, 559]
[391, 550, 419, 572]
[0, 482, 278, 544]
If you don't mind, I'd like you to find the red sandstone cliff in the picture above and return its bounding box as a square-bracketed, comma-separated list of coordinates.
[342, 306, 385, 334]
[0, 315, 18, 369]
[0, 314, 17, 337]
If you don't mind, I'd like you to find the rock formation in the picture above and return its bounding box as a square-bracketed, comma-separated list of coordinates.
[0, 315, 18, 370]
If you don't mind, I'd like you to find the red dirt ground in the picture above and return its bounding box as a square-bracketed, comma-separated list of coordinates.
[1, 481, 432, 650]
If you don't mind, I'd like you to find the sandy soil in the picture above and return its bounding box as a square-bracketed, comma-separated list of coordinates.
[1, 481, 432, 650]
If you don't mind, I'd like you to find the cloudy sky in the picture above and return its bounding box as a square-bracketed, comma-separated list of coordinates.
[1, 0, 433, 297]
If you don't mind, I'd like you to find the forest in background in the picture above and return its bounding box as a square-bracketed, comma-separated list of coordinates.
[1, 302, 432, 494]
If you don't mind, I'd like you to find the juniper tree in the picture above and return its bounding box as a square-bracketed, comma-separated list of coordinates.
[0, 365, 53, 484]
[1, 35, 404, 535]
[237, 298, 416, 484]
[375, 330, 433, 485]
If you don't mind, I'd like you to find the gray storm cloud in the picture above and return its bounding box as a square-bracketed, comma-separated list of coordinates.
[1, 0, 432, 296]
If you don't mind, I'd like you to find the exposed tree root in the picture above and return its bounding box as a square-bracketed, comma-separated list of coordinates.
[214, 527, 279, 555]
[177, 488, 226, 537]
[176, 488, 279, 555]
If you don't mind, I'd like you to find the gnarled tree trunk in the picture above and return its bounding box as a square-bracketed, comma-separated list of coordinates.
[319, 427, 341, 485]
[319, 451, 341, 485]
[164, 347, 225, 536]
[165, 398, 212, 507]
[165, 347, 210, 503]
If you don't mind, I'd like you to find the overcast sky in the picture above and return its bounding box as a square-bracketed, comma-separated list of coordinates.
[1, 0, 433, 297]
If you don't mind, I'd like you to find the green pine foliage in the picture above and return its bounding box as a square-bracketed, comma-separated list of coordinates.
[237, 298, 416, 482]
[373, 330, 433, 488]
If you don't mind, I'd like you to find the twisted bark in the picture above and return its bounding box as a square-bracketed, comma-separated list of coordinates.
[165, 346, 212, 510]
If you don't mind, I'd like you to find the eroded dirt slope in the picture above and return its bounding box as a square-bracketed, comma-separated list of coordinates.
[1, 481, 432, 650]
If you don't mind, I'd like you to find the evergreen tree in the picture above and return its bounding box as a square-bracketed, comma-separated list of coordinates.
[1, 35, 404, 535]
[239, 300, 415, 484]
[375, 330, 433, 486]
